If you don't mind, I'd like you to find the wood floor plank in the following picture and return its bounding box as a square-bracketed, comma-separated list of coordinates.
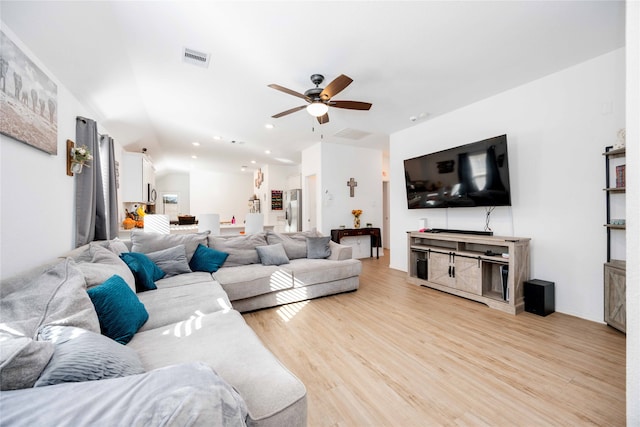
[243, 252, 626, 426]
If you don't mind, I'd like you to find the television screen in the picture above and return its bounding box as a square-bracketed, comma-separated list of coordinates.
[404, 135, 511, 209]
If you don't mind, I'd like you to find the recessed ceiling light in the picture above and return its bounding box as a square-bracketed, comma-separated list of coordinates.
[265, 123, 274, 129]
[192, 142, 200, 146]
[264, 150, 271, 154]
[213, 135, 222, 141]
[191, 155, 197, 159]
[241, 166, 247, 172]
[250, 160, 256, 164]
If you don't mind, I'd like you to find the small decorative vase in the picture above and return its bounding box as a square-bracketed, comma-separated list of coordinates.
[71, 162, 84, 174]
[353, 217, 361, 229]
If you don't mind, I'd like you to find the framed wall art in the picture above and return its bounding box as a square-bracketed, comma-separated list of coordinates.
[0, 30, 58, 154]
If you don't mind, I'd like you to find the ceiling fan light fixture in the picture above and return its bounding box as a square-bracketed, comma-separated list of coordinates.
[306, 102, 328, 117]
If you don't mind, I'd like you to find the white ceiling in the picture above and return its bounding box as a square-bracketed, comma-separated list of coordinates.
[1, 1, 625, 175]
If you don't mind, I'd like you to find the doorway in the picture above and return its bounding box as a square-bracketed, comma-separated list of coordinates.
[305, 174, 317, 231]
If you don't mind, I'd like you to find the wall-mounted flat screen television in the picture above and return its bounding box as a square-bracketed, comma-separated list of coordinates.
[404, 134, 511, 209]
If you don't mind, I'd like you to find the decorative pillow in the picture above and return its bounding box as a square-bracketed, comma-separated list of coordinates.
[35, 325, 145, 387]
[75, 245, 136, 292]
[120, 252, 166, 292]
[189, 244, 229, 273]
[265, 230, 318, 259]
[87, 275, 149, 344]
[130, 230, 210, 261]
[146, 245, 192, 277]
[108, 239, 129, 256]
[256, 243, 290, 266]
[209, 233, 267, 267]
[307, 236, 332, 259]
[0, 332, 54, 390]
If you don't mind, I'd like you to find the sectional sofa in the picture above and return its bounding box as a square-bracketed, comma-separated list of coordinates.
[0, 230, 362, 426]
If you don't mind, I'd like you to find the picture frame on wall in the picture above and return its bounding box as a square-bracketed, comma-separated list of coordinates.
[0, 30, 58, 155]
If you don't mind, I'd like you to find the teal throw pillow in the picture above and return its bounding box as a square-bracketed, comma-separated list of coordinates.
[189, 244, 229, 273]
[120, 252, 166, 292]
[87, 275, 149, 344]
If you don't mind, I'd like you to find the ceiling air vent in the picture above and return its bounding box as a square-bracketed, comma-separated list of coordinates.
[334, 128, 371, 140]
[183, 48, 210, 68]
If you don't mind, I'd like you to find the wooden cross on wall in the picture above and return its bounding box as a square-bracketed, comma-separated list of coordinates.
[347, 177, 357, 197]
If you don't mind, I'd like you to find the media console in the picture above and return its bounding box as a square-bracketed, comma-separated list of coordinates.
[407, 231, 530, 314]
[422, 228, 493, 236]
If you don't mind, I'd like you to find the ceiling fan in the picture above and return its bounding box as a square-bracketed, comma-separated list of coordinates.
[268, 74, 372, 124]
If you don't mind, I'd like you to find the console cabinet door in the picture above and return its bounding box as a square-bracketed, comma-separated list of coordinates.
[604, 263, 626, 333]
[428, 252, 454, 287]
[454, 257, 482, 295]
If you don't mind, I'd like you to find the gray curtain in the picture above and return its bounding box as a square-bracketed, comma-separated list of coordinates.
[101, 134, 119, 239]
[75, 117, 106, 247]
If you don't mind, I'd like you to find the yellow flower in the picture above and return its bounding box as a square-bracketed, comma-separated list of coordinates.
[351, 209, 362, 217]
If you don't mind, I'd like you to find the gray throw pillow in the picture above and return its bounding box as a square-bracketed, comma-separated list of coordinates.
[256, 243, 290, 266]
[306, 236, 332, 259]
[35, 325, 145, 387]
[145, 245, 192, 277]
[130, 230, 210, 261]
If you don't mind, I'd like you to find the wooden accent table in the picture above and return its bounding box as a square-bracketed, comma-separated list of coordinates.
[330, 228, 381, 259]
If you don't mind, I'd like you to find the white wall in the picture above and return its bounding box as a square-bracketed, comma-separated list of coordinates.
[390, 49, 625, 323]
[251, 164, 300, 230]
[626, 1, 639, 424]
[155, 172, 190, 220]
[0, 25, 122, 279]
[189, 170, 254, 224]
[302, 142, 383, 256]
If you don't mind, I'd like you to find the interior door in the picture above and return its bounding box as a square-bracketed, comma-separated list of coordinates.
[305, 175, 317, 231]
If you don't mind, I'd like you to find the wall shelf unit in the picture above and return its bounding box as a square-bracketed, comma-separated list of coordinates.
[603, 146, 626, 333]
[407, 231, 530, 315]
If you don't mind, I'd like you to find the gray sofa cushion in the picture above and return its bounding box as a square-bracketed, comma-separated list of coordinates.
[74, 244, 136, 292]
[209, 233, 267, 267]
[0, 362, 248, 427]
[213, 264, 293, 301]
[137, 281, 233, 332]
[145, 245, 192, 277]
[154, 271, 216, 290]
[35, 325, 144, 387]
[0, 333, 54, 391]
[130, 230, 210, 261]
[128, 310, 306, 427]
[256, 243, 290, 266]
[265, 231, 318, 260]
[0, 259, 100, 389]
[288, 258, 362, 287]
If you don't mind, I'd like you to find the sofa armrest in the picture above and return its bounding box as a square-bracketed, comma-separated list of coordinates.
[328, 240, 352, 260]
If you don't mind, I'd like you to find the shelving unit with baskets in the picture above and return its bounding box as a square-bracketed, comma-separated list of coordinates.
[603, 146, 626, 333]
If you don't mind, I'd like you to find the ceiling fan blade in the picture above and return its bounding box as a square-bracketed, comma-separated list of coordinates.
[268, 84, 309, 101]
[320, 74, 353, 101]
[272, 105, 307, 118]
[317, 113, 329, 124]
[330, 100, 372, 111]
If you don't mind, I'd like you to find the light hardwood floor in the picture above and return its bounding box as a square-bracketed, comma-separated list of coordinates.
[243, 252, 625, 426]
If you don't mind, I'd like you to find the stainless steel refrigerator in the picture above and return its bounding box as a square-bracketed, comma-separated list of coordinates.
[284, 189, 302, 232]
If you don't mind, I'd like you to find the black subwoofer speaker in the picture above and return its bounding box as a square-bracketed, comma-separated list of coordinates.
[417, 259, 427, 280]
[524, 279, 555, 316]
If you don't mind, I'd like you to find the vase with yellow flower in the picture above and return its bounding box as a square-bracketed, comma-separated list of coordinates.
[352, 209, 362, 229]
